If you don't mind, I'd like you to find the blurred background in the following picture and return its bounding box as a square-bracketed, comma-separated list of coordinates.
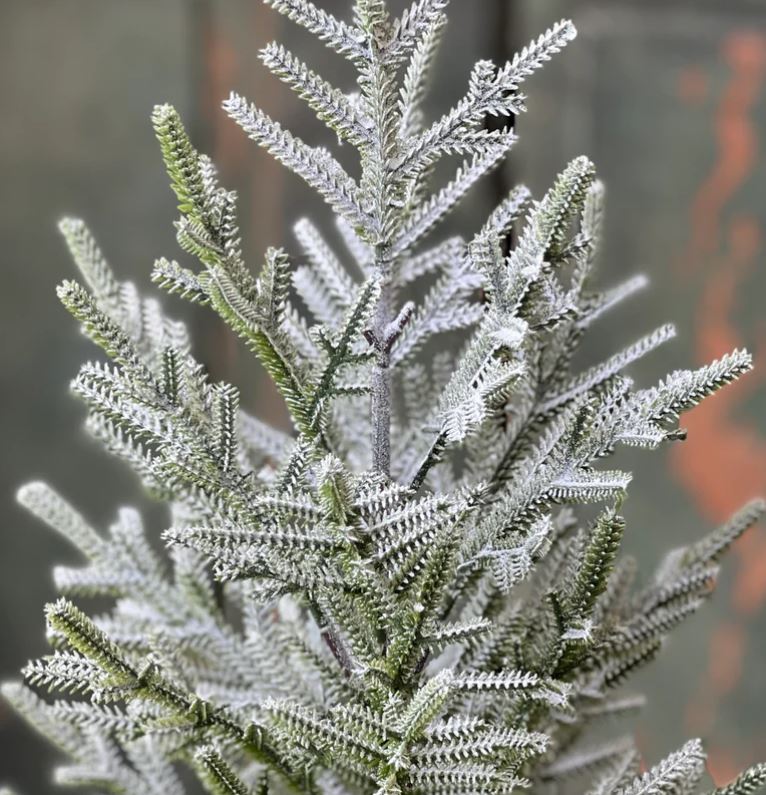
[1, 0, 764, 791]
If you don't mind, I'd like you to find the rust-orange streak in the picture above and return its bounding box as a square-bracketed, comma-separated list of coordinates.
[674, 218, 766, 590]
[678, 64, 709, 106]
[672, 30, 766, 786]
[678, 220, 766, 774]
[203, 28, 244, 175]
[679, 33, 766, 274]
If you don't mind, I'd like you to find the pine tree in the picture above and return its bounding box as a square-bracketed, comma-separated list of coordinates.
[3, 2, 765, 793]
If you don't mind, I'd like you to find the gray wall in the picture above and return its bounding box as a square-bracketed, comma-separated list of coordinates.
[0, 3, 188, 791]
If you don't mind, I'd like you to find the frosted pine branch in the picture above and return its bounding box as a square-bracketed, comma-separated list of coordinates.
[5, 3, 763, 795]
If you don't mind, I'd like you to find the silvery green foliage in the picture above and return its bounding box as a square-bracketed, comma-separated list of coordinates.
[4, 1, 765, 794]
